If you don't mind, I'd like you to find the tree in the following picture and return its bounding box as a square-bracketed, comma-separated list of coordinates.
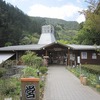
[20, 34, 39, 45]
[76, 0, 100, 45]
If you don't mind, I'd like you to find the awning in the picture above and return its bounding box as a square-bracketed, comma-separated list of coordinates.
[0, 53, 14, 64]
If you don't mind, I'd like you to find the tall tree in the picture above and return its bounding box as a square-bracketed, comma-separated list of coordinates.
[76, 0, 100, 45]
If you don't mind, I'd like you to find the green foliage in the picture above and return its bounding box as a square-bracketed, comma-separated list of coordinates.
[21, 51, 37, 66]
[40, 81, 44, 89]
[0, 0, 43, 46]
[39, 66, 48, 74]
[0, 60, 47, 99]
[0, 68, 6, 77]
[68, 67, 80, 78]
[34, 57, 43, 68]
[0, 66, 47, 99]
[0, 0, 79, 46]
[1, 60, 16, 68]
[55, 25, 78, 44]
[77, 1, 100, 45]
[0, 78, 21, 96]
[21, 51, 42, 68]
[5, 42, 12, 46]
[21, 17, 79, 45]
[57, 40, 69, 44]
[31, 17, 79, 30]
[75, 28, 94, 45]
[21, 67, 38, 78]
[68, 64, 100, 91]
[20, 34, 39, 45]
[82, 64, 100, 74]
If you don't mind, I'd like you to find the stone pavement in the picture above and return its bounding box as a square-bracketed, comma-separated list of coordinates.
[43, 65, 100, 100]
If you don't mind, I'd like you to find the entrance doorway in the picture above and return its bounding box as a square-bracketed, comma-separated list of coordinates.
[48, 51, 67, 65]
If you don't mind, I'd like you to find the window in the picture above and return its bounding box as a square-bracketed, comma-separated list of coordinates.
[92, 53, 97, 59]
[81, 52, 87, 59]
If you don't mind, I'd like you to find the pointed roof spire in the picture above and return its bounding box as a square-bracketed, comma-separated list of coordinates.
[38, 25, 56, 44]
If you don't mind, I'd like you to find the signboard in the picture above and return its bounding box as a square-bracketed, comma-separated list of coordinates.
[54, 48, 62, 51]
[77, 56, 80, 64]
[21, 78, 39, 100]
[92, 53, 97, 59]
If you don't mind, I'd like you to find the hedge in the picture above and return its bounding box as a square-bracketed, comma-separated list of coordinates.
[81, 64, 100, 74]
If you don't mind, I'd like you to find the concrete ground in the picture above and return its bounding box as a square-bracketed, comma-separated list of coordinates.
[43, 65, 100, 100]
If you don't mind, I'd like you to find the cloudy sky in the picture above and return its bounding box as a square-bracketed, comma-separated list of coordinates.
[5, 0, 88, 23]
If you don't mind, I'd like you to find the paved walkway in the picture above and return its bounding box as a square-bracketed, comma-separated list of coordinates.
[43, 65, 100, 100]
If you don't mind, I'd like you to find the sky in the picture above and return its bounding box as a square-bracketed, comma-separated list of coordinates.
[4, 0, 88, 23]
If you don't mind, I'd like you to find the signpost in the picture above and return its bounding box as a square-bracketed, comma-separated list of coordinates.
[21, 78, 39, 100]
[77, 56, 81, 73]
[77, 56, 80, 64]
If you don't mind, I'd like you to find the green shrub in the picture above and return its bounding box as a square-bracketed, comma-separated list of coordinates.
[21, 51, 43, 68]
[40, 81, 44, 88]
[82, 64, 100, 74]
[34, 57, 42, 68]
[0, 68, 6, 77]
[68, 66, 100, 92]
[2, 60, 15, 68]
[39, 66, 48, 74]
[21, 51, 37, 66]
[0, 78, 20, 96]
[21, 66, 38, 78]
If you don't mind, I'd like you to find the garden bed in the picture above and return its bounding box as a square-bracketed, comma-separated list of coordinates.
[0, 51, 48, 99]
[81, 64, 100, 74]
[0, 66, 48, 100]
[67, 65, 100, 93]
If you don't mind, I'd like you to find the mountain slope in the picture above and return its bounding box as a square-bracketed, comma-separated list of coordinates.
[0, 0, 79, 46]
[30, 17, 79, 30]
[31, 17, 79, 44]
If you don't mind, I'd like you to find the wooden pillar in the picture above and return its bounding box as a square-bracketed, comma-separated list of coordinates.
[67, 47, 70, 66]
[16, 51, 18, 65]
[45, 50, 48, 56]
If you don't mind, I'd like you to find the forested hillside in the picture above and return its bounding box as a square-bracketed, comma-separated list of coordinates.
[0, 0, 79, 47]
[0, 0, 41, 46]
[31, 17, 79, 44]
[31, 17, 79, 30]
